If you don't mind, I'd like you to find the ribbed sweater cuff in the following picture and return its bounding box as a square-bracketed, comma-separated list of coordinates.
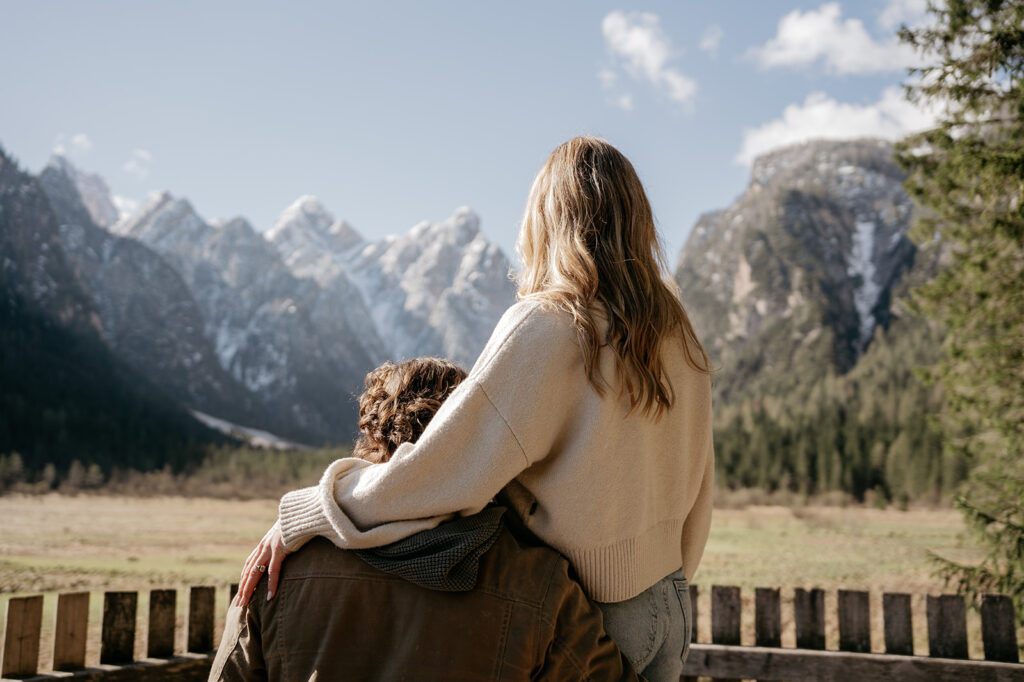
[279, 485, 333, 552]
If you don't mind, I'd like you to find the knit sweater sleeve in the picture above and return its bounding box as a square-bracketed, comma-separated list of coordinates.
[278, 301, 575, 552]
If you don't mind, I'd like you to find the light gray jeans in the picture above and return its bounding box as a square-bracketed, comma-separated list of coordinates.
[596, 567, 691, 682]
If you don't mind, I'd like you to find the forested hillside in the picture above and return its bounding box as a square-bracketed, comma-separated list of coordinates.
[0, 148, 224, 480]
[712, 310, 951, 503]
[676, 139, 955, 502]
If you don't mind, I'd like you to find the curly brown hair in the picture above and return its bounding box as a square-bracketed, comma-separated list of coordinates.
[352, 357, 468, 464]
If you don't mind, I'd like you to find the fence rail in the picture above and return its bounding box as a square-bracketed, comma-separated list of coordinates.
[2, 583, 1021, 681]
[680, 585, 1022, 681]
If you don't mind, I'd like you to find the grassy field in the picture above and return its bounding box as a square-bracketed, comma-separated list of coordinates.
[0, 494, 1000, 670]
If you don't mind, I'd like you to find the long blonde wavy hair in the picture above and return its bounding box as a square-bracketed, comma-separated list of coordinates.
[516, 136, 709, 418]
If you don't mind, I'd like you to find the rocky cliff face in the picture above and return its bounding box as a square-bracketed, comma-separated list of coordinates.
[0, 152, 97, 334]
[110, 194, 380, 442]
[0, 147, 221, 473]
[38, 159, 263, 427]
[47, 154, 119, 228]
[267, 199, 515, 368]
[676, 139, 917, 401]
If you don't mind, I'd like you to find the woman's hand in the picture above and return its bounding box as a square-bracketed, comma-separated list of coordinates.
[235, 522, 290, 607]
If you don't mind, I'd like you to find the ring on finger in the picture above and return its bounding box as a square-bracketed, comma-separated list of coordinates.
[255, 564, 267, 572]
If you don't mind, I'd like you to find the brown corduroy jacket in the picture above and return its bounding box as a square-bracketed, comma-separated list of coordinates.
[210, 529, 641, 681]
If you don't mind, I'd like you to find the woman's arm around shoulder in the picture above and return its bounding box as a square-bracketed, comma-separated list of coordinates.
[281, 299, 581, 550]
[235, 300, 583, 605]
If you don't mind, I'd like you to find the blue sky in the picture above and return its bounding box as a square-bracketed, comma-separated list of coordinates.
[0, 0, 934, 262]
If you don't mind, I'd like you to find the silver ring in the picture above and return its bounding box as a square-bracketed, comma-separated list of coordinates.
[254, 564, 267, 573]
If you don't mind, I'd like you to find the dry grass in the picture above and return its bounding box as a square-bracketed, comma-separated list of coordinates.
[0, 494, 1002, 672]
[0, 494, 277, 671]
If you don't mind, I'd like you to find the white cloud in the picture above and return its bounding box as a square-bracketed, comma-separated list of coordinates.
[112, 195, 139, 220]
[52, 132, 93, 158]
[123, 148, 152, 179]
[70, 133, 93, 154]
[750, 2, 917, 74]
[878, 0, 929, 30]
[601, 11, 696, 106]
[698, 25, 724, 57]
[735, 86, 942, 166]
[597, 68, 634, 111]
[613, 93, 634, 111]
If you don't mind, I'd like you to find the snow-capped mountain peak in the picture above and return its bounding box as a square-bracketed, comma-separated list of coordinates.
[45, 154, 119, 229]
[267, 195, 335, 240]
[328, 218, 363, 251]
[112, 192, 211, 251]
[267, 195, 366, 271]
[448, 205, 482, 245]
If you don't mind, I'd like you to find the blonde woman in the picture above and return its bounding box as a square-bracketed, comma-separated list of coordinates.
[237, 136, 714, 681]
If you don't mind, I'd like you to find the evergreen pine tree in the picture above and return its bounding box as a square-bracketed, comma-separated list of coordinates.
[895, 0, 1024, 620]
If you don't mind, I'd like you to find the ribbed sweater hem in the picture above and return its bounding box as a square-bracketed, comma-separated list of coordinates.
[564, 517, 685, 603]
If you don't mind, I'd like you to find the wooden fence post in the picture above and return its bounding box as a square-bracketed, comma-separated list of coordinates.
[794, 588, 825, 650]
[101, 591, 137, 665]
[838, 589, 871, 653]
[2, 595, 44, 677]
[927, 594, 969, 660]
[711, 585, 742, 646]
[754, 587, 782, 682]
[148, 589, 177, 658]
[980, 594, 1019, 663]
[711, 585, 741, 682]
[52, 592, 89, 671]
[755, 587, 782, 648]
[882, 592, 913, 656]
[188, 586, 216, 653]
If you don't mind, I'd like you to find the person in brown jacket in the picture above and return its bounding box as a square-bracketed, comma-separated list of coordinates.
[210, 358, 640, 681]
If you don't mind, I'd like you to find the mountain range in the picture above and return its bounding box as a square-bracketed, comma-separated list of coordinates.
[1, 137, 942, 495]
[14, 148, 516, 450]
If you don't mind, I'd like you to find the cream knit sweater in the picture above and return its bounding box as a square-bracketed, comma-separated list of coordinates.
[279, 298, 714, 603]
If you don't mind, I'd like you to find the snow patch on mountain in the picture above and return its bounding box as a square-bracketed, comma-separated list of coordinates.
[191, 410, 306, 450]
[848, 220, 880, 346]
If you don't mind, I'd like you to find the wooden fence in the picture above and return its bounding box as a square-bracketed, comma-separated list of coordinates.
[0, 584, 234, 681]
[2, 584, 1022, 681]
[680, 586, 1023, 681]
